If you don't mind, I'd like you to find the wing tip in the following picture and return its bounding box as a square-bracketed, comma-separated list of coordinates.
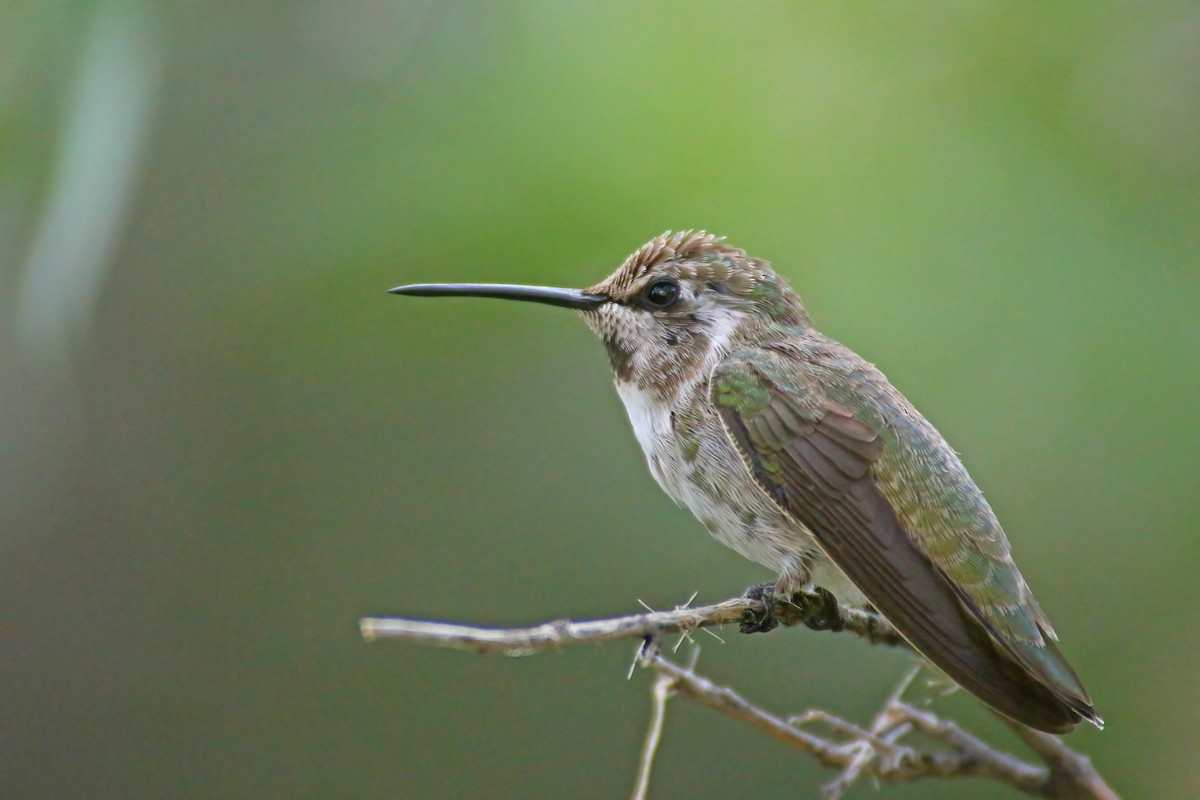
[973, 654, 1102, 734]
[1069, 699, 1105, 732]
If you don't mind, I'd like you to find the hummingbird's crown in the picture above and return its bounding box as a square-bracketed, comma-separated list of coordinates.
[598, 230, 765, 296]
[588, 231, 809, 329]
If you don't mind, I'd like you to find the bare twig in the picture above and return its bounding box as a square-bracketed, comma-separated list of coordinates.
[639, 653, 1115, 799]
[631, 671, 674, 800]
[360, 588, 904, 654]
[361, 592, 1116, 799]
[1002, 720, 1120, 800]
[819, 669, 922, 799]
[642, 651, 880, 770]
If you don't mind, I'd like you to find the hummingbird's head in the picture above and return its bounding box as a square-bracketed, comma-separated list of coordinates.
[389, 230, 809, 399]
[578, 231, 810, 397]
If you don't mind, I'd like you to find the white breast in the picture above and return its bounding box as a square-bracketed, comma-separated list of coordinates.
[612, 314, 739, 498]
[614, 380, 677, 491]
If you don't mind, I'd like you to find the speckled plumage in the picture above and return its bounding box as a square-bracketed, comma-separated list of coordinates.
[391, 230, 1100, 733]
[578, 231, 1098, 733]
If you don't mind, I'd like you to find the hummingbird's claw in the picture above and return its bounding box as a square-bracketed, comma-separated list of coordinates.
[739, 582, 780, 634]
[800, 587, 845, 632]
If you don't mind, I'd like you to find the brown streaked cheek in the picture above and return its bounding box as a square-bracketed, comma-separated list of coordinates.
[602, 335, 636, 382]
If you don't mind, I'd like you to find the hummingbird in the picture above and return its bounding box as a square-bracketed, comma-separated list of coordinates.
[390, 230, 1101, 734]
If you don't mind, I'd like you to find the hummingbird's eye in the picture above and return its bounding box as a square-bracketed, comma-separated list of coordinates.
[643, 279, 680, 309]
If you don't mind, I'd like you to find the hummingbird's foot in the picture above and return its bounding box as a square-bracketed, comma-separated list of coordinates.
[738, 581, 780, 634]
[798, 586, 844, 632]
[738, 584, 845, 633]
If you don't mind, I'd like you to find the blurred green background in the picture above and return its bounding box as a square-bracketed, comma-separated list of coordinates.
[3, 2, 1197, 798]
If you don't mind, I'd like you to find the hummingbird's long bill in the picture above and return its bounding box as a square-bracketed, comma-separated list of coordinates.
[389, 283, 606, 310]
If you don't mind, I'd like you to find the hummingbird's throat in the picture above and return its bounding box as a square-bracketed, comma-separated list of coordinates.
[592, 306, 745, 401]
